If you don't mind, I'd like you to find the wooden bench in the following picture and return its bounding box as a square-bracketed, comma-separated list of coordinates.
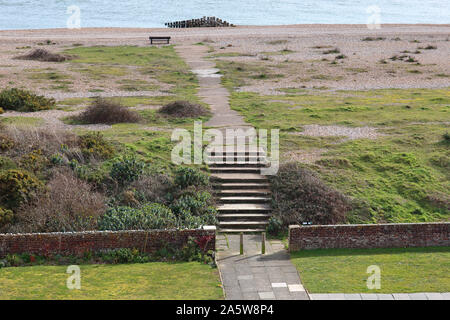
[149, 36, 171, 45]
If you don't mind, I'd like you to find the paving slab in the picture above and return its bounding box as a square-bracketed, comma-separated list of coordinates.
[217, 234, 309, 300]
[392, 293, 411, 300]
[409, 293, 428, 300]
[344, 294, 362, 300]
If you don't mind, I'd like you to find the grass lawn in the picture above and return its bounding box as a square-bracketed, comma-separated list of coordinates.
[0, 262, 223, 300]
[291, 246, 450, 293]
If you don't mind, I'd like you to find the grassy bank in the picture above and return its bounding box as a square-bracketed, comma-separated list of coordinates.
[0, 262, 223, 300]
[291, 246, 450, 293]
[214, 54, 449, 223]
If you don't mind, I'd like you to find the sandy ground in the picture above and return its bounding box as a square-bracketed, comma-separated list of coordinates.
[0, 24, 449, 94]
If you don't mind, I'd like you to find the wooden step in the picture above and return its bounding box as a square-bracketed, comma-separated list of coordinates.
[219, 196, 271, 204]
[219, 221, 269, 226]
[211, 173, 268, 183]
[210, 167, 262, 174]
[215, 183, 271, 190]
[218, 228, 266, 233]
[206, 161, 267, 168]
[216, 189, 271, 197]
[218, 213, 270, 219]
[218, 203, 271, 213]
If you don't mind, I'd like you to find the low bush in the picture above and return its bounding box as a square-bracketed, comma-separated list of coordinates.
[270, 162, 350, 227]
[0, 134, 14, 151]
[75, 98, 141, 124]
[170, 191, 217, 228]
[0, 88, 55, 112]
[0, 207, 14, 228]
[110, 155, 146, 185]
[16, 49, 71, 62]
[0, 169, 43, 209]
[174, 166, 209, 189]
[128, 173, 173, 205]
[19, 149, 48, 174]
[98, 203, 177, 231]
[0, 156, 16, 171]
[159, 100, 210, 118]
[79, 132, 115, 159]
[11, 169, 106, 233]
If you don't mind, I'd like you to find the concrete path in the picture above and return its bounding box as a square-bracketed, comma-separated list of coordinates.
[216, 234, 309, 300]
[174, 44, 250, 128]
[310, 293, 450, 300]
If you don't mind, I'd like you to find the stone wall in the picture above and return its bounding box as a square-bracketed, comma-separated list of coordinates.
[289, 223, 450, 251]
[0, 228, 215, 257]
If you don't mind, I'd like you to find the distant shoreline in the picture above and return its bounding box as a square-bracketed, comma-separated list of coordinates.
[1, 23, 450, 33]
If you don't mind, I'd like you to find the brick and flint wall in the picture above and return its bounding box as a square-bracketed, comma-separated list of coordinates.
[289, 223, 450, 251]
[0, 228, 216, 257]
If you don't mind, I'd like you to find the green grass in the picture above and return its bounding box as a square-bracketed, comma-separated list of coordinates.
[291, 247, 450, 293]
[65, 45, 199, 99]
[0, 116, 44, 127]
[0, 262, 223, 300]
[212, 56, 449, 224]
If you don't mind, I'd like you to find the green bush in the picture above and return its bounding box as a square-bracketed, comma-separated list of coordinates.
[110, 155, 146, 185]
[0, 207, 14, 227]
[270, 162, 350, 226]
[0, 88, 55, 112]
[99, 203, 177, 231]
[266, 216, 283, 235]
[79, 132, 115, 159]
[0, 134, 14, 151]
[170, 191, 217, 228]
[0, 169, 43, 209]
[0, 156, 17, 171]
[174, 166, 209, 189]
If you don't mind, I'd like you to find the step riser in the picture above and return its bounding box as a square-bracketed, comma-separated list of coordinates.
[213, 178, 269, 183]
[207, 163, 267, 168]
[216, 192, 270, 197]
[210, 168, 262, 174]
[214, 184, 270, 190]
[219, 199, 270, 204]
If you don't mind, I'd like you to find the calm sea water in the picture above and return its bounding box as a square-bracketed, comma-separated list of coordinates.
[0, 0, 449, 30]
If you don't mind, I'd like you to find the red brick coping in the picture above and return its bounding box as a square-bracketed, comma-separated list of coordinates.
[0, 228, 216, 257]
[289, 223, 450, 251]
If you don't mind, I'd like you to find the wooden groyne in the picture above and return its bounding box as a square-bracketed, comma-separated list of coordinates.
[165, 16, 234, 28]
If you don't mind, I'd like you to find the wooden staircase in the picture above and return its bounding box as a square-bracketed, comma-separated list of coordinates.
[207, 148, 271, 233]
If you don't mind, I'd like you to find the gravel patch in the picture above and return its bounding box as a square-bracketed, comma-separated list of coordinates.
[292, 124, 384, 140]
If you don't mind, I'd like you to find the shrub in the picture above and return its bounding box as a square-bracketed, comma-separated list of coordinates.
[79, 132, 115, 159]
[0, 107, 3, 114]
[0, 88, 55, 112]
[323, 48, 340, 54]
[0, 207, 14, 228]
[128, 173, 173, 205]
[266, 216, 283, 235]
[76, 98, 141, 124]
[110, 155, 146, 185]
[159, 100, 210, 118]
[12, 169, 106, 233]
[19, 149, 48, 173]
[174, 166, 209, 189]
[0, 156, 17, 171]
[443, 132, 450, 144]
[170, 191, 217, 228]
[98, 203, 176, 231]
[0, 134, 14, 151]
[0, 169, 43, 209]
[16, 49, 71, 62]
[270, 162, 350, 226]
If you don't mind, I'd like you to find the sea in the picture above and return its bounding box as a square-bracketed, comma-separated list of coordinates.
[0, 0, 449, 30]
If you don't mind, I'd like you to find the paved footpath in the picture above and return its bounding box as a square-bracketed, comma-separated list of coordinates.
[216, 234, 309, 300]
[310, 293, 450, 300]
